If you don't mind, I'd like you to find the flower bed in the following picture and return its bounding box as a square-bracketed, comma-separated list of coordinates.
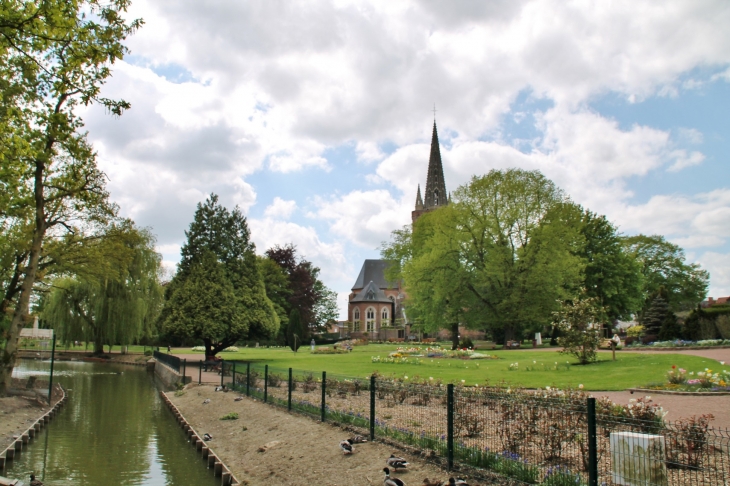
[626, 339, 730, 348]
[644, 364, 730, 392]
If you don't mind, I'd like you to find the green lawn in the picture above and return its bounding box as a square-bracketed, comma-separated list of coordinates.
[174, 343, 724, 391]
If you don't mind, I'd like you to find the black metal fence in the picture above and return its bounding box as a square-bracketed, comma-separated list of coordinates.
[200, 361, 730, 485]
[154, 350, 182, 373]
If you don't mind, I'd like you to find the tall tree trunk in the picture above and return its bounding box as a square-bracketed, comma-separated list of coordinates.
[0, 160, 46, 395]
[451, 322, 459, 350]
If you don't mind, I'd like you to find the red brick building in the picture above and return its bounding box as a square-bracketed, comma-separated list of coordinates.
[348, 120, 449, 340]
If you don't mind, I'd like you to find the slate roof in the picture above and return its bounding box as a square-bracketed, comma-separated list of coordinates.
[350, 280, 392, 303]
[352, 259, 397, 290]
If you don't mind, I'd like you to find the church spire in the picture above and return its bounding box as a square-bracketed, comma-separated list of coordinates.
[415, 184, 423, 210]
[423, 121, 447, 209]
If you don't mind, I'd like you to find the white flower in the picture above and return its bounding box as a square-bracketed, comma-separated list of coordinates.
[404, 376, 408, 379]
[579, 384, 584, 389]
[461, 379, 465, 383]
[533, 361, 537, 364]
[721, 361, 725, 365]
[429, 377, 433, 380]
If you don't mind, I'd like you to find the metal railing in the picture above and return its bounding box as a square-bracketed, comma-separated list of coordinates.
[153, 350, 182, 373]
[199, 360, 730, 485]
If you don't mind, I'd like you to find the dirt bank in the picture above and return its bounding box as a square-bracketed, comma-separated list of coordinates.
[168, 384, 465, 486]
[0, 379, 63, 452]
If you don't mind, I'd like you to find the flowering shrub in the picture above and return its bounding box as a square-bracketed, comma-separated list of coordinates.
[311, 347, 348, 354]
[221, 346, 239, 352]
[371, 356, 422, 365]
[508, 362, 519, 371]
[543, 465, 585, 486]
[191, 346, 205, 351]
[666, 365, 687, 384]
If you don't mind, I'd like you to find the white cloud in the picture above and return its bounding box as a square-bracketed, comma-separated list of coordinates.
[264, 198, 297, 219]
[667, 150, 705, 172]
[697, 252, 730, 298]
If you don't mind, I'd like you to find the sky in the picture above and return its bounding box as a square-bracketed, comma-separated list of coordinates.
[81, 0, 730, 319]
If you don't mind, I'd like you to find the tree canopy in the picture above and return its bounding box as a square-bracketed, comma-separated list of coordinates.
[0, 0, 142, 394]
[159, 195, 279, 358]
[41, 225, 162, 353]
[384, 169, 585, 343]
[623, 234, 709, 314]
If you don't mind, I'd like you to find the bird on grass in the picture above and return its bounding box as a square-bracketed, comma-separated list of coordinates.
[448, 478, 469, 485]
[349, 435, 368, 443]
[234, 396, 243, 401]
[203, 398, 211, 404]
[387, 454, 409, 471]
[383, 467, 406, 486]
[30, 474, 43, 486]
[422, 479, 444, 486]
[203, 433, 213, 441]
[340, 438, 355, 454]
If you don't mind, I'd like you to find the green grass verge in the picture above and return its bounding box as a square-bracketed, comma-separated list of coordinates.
[175, 343, 724, 391]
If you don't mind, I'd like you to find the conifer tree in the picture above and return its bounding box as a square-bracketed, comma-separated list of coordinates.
[159, 195, 279, 359]
[287, 308, 303, 352]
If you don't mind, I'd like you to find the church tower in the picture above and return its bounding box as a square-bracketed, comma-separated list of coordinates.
[412, 121, 448, 223]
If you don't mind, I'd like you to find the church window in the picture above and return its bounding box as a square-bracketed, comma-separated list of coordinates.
[354, 308, 360, 321]
[366, 307, 375, 333]
[367, 289, 375, 300]
[434, 189, 439, 205]
[381, 307, 389, 326]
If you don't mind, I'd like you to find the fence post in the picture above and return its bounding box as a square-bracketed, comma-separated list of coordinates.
[587, 397, 598, 486]
[198, 360, 202, 385]
[288, 368, 293, 411]
[220, 361, 225, 387]
[370, 375, 376, 441]
[246, 362, 250, 397]
[232, 363, 236, 389]
[447, 383, 454, 471]
[321, 371, 326, 422]
[182, 359, 187, 382]
[264, 365, 269, 403]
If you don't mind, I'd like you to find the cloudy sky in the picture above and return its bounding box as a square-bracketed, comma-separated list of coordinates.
[82, 0, 730, 318]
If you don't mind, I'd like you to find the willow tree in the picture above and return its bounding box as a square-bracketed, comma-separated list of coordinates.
[42, 227, 162, 354]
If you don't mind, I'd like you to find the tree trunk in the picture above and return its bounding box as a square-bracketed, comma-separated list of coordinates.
[451, 323, 459, 350]
[0, 159, 46, 395]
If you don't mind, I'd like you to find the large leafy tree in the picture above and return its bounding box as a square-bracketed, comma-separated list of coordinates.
[0, 0, 142, 394]
[264, 244, 338, 339]
[577, 211, 644, 322]
[384, 169, 585, 343]
[41, 226, 162, 354]
[159, 195, 279, 359]
[623, 234, 709, 315]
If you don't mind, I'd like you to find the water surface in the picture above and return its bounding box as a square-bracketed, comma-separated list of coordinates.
[7, 360, 219, 485]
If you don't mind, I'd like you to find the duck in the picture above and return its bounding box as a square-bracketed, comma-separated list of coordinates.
[203, 398, 211, 404]
[448, 478, 469, 486]
[234, 396, 243, 401]
[203, 433, 213, 441]
[30, 474, 44, 486]
[340, 438, 354, 454]
[349, 435, 368, 443]
[423, 479, 444, 486]
[383, 467, 406, 486]
[387, 454, 409, 470]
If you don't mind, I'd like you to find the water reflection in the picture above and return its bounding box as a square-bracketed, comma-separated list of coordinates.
[6, 360, 218, 486]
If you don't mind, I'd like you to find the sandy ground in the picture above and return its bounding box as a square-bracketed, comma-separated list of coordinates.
[169, 384, 463, 486]
[0, 379, 61, 452]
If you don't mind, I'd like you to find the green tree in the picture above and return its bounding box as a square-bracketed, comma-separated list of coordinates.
[0, 0, 142, 393]
[555, 291, 606, 365]
[623, 234, 709, 314]
[159, 195, 279, 359]
[257, 256, 291, 329]
[578, 211, 644, 322]
[286, 308, 303, 352]
[41, 226, 162, 354]
[383, 169, 584, 343]
[641, 287, 672, 336]
[265, 244, 338, 338]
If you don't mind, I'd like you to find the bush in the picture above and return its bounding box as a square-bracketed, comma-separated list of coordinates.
[144, 349, 153, 356]
[219, 412, 239, 420]
[626, 325, 644, 338]
[459, 337, 474, 349]
[267, 372, 283, 387]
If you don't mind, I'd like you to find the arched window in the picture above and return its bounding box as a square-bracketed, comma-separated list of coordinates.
[381, 307, 389, 326]
[366, 307, 376, 333]
[353, 308, 360, 332]
[434, 189, 439, 206]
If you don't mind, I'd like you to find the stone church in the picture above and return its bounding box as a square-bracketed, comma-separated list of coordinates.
[348, 121, 448, 340]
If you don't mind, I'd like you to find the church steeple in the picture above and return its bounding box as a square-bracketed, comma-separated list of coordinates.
[423, 121, 448, 209]
[415, 184, 423, 210]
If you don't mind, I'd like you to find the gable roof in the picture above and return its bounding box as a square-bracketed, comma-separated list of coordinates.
[352, 259, 397, 290]
[350, 280, 393, 303]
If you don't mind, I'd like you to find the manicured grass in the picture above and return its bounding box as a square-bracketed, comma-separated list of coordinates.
[174, 343, 725, 391]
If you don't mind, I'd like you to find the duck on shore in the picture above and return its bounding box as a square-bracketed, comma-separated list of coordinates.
[30, 473, 44, 486]
[383, 467, 405, 486]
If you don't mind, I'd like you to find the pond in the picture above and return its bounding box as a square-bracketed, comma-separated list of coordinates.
[6, 360, 219, 485]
